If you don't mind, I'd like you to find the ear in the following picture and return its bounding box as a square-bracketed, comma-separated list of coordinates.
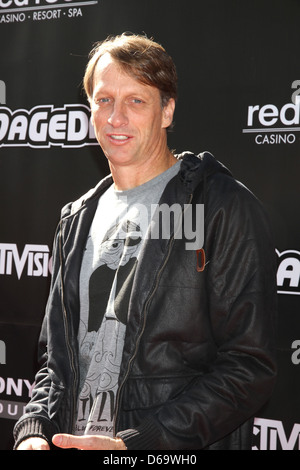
[162, 98, 175, 129]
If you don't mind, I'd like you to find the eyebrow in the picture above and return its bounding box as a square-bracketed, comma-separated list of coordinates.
[93, 81, 155, 99]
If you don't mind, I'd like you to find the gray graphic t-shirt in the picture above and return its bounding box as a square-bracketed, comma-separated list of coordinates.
[75, 161, 180, 436]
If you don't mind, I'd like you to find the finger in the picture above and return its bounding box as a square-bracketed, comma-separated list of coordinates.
[52, 433, 105, 450]
[52, 433, 123, 450]
[17, 437, 50, 450]
[52, 433, 84, 449]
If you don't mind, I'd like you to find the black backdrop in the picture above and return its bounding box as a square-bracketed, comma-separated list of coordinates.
[0, 0, 299, 450]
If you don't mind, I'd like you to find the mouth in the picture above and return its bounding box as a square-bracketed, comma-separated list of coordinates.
[107, 134, 132, 144]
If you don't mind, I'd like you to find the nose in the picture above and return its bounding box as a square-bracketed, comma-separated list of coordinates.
[108, 101, 128, 128]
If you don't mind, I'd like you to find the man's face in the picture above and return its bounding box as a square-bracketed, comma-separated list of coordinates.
[90, 53, 175, 169]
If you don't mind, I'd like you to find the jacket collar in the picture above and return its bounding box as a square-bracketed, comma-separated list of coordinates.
[64, 151, 232, 218]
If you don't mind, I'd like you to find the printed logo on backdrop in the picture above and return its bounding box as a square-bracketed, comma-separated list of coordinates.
[0, 81, 5, 105]
[0, 104, 98, 148]
[0, 339, 35, 421]
[291, 340, 300, 365]
[243, 81, 300, 145]
[253, 418, 300, 450]
[0, 341, 6, 365]
[0, 243, 52, 279]
[0, 0, 98, 23]
[276, 249, 300, 296]
[0, 376, 35, 421]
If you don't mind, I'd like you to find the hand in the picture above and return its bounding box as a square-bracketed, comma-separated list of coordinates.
[52, 433, 127, 450]
[16, 437, 50, 450]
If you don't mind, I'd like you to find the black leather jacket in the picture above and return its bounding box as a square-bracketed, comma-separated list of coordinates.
[13, 152, 277, 450]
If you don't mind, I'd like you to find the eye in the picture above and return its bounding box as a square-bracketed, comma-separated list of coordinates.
[95, 97, 110, 105]
[128, 98, 144, 105]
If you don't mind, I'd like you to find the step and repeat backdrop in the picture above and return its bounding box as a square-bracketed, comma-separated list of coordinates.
[0, 0, 299, 450]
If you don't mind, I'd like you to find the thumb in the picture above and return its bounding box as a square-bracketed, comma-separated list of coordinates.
[52, 433, 83, 449]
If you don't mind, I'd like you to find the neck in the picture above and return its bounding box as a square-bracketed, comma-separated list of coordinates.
[110, 148, 177, 191]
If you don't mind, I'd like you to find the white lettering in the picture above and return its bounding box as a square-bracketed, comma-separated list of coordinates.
[151, 203, 183, 240]
[291, 80, 300, 104]
[255, 133, 296, 145]
[0, 12, 26, 23]
[0, 104, 97, 148]
[150, 203, 204, 250]
[0, 80, 6, 105]
[280, 100, 300, 125]
[0, 113, 9, 139]
[247, 95, 300, 128]
[291, 340, 300, 365]
[6, 378, 23, 396]
[0, 1, 13, 7]
[49, 113, 67, 140]
[253, 418, 300, 450]
[67, 110, 88, 141]
[33, 9, 62, 20]
[8, 114, 27, 141]
[276, 249, 300, 295]
[258, 104, 278, 126]
[68, 7, 82, 17]
[28, 111, 48, 142]
[183, 203, 204, 250]
[0, 341, 6, 365]
[14, 0, 27, 6]
[0, 377, 35, 398]
[277, 257, 300, 288]
[23, 379, 35, 397]
[0, 243, 50, 279]
[0, 400, 27, 420]
[247, 105, 259, 126]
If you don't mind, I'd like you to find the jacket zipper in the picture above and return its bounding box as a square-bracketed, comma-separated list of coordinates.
[113, 193, 194, 436]
[113, 235, 175, 436]
[58, 220, 78, 433]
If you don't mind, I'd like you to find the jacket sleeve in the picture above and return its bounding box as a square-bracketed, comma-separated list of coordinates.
[117, 174, 278, 450]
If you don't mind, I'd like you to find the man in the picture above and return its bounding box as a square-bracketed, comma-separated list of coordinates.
[14, 33, 277, 450]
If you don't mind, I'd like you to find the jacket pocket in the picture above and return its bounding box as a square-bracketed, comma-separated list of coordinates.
[122, 375, 199, 411]
[48, 381, 65, 420]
